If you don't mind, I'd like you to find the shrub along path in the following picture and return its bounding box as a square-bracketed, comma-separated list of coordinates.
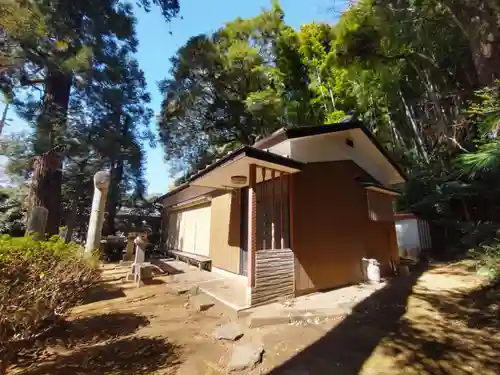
[9, 262, 500, 374]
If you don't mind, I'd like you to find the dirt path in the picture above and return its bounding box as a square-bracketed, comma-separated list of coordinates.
[11, 262, 500, 374]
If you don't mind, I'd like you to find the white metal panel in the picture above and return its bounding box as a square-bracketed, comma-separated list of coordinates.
[166, 203, 211, 256]
[395, 217, 432, 261]
[395, 218, 420, 249]
[167, 210, 180, 250]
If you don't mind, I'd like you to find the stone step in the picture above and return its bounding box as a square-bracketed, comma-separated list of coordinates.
[247, 307, 350, 328]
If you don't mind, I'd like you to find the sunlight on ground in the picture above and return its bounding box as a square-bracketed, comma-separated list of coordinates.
[363, 263, 499, 375]
[10, 262, 500, 375]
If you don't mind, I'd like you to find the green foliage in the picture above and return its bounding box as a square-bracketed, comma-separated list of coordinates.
[456, 81, 500, 176]
[0, 236, 100, 370]
[0, 187, 26, 237]
[1, 0, 179, 237]
[458, 142, 500, 176]
[469, 243, 500, 281]
[158, 3, 323, 175]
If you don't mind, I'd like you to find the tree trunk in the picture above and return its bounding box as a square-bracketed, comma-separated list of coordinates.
[29, 152, 63, 236]
[105, 160, 123, 236]
[441, 0, 500, 86]
[32, 67, 72, 236]
[399, 89, 430, 163]
[64, 198, 78, 242]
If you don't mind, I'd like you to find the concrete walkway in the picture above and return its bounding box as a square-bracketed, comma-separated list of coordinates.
[247, 281, 388, 327]
[159, 259, 250, 310]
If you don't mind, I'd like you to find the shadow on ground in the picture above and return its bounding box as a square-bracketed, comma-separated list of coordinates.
[20, 337, 181, 375]
[44, 312, 151, 348]
[12, 313, 151, 371]
[267, 264, 500, 374]
[83, 284, 127, 304]
[141, 278, 165, 285]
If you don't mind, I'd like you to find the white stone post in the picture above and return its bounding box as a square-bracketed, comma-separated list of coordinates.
[84, 171, 110, 257]
[123, 232, 136, 262]
[127, 232, 151, 286]
[133, 232, 148, 269]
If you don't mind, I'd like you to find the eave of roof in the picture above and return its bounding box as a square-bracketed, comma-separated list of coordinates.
[254, 120, 407, 182]
[153, 183, 190, 204]
[361, 182, 400, 196]
[156, 121, 406, 203]
[154, 145, 303, 203]
[394, 212, 418, 220]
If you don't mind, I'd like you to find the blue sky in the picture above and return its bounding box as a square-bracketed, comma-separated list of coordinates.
[0, 0, 341, 194]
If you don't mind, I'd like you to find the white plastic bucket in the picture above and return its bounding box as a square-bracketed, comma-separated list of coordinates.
[362, 258, 381, 283]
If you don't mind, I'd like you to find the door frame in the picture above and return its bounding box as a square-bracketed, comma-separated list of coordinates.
[239, 187, 249, 276]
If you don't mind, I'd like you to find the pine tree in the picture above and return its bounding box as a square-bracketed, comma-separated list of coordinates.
[0, 0, 179, 235]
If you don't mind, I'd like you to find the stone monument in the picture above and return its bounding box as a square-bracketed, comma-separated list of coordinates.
[84, 171, 110, 257]
[126, 232, 152, 286]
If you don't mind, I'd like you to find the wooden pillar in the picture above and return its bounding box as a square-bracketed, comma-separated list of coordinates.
[260, 166, 266, 250]
[280, 172, 284, 249]
[289, 173, 297, 293]
[248, 164, 257, 287]
[271, 170, 276, 250]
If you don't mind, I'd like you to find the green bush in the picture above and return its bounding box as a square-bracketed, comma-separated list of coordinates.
[469, 242, 500, 281]
[0, 188, 26, 237]
[0, 236, 101, 373]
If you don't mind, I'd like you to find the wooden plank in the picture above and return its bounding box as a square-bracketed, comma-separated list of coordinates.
[255, 257, 293, 261]
[271, 169, 276, 249]
[251, 288, 295, 302]
[256, 265, 294, 272]
[280, 172, 284, 249]
[255, 249, 293, 256]
[256, 260, 294, 266]
[256, 260, 294, 267]
[256, 263, 293, 267]
[261, 166, 267, 250]
[289, 173, 297, 294]
[255, 271, 294, 279]
[255, 270, 294, 278]
[252, 289, 295, 301]
[255, 263, 294, 270]
[252, 285, 294, 296]
[255, 281, 294, 290]
[249, 163, 257, 287]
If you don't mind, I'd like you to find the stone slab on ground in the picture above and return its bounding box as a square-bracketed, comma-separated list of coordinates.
[213, 322, 244, 341]
[247, 307, 350, 328]
[190, 294, 215, 312]
[228, 343, 264, 372]
[166, 283, 192, 295]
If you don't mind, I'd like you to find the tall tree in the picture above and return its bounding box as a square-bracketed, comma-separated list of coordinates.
[0, 0, 179, 235]
[158, 2, 319, 176]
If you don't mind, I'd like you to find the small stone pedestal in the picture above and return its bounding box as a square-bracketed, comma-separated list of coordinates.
[122, 232, 136, 262]
[125, 233, 152, 287]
